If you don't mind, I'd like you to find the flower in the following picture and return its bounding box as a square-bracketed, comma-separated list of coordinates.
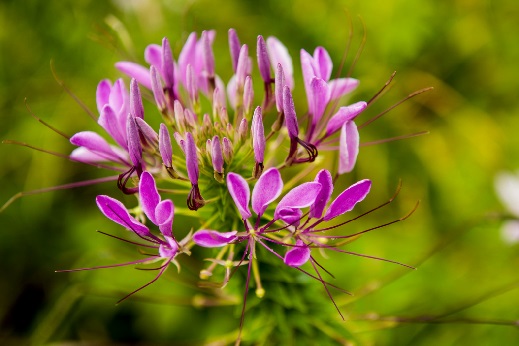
[495, 171, 519, 244]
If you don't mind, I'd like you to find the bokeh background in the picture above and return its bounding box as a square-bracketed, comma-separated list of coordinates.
[1, 0, 519, 344]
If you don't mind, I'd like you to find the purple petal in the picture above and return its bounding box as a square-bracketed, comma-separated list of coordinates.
[251, 107, 265, 165]
[214, 76, 227, 109]
[228, 29, 241, 72]
[313, 47, 333, 81]
[283, 86, 299, 139]
[185, 132, 199, 185]
[222, 137, 233, 162]
[161, 37, 175, 88]
[139, 171, 160, 224]
[144, 44, 162, 73]
[227, 172, 252, 219]
[115, 62, 152, 90]
[159, 124, 172, 167]
[274, 63, 286, 113]
[310, 77, 329, 124]
[178, 32, 198, 86]
[328, 78, 359, 100]
[150, 65, 166, 110]
[338, 121, 359, 174]
[135, 118, 158, 146]
[98, 105, 127, 149]
[211, 135, 224, 173]
[96, 79, 112, 114]
[266, 36, 293, 89]
[174, 132, 185, 153]
[323, 179, 371, 221]
[201, 31, 215, 78]
[284, 240, 311, 267]
[274, 182, 322, 219]
[257, 35, 271, 83]
[325, 101, 367, 137]
[96, 195, 150, 237]
[110, 79, 129, 124]
[236, 44, 249, 88]
[309, 169, 334, 219]
[193, 230, 237, 248]
[130, 79, 144, 119]
[301, 49, 318, 111]
[186, 64, 197, 102]
[243, 76, 254, 114]
[155, 199, 174, 237]
[70, 131, 124, 164]
[126, 116, 142, 167]
[70, 147, 109, 163]
[159, 237, 178, 258]
[251, 167, 283, 217]
[277, 207, 303, 227]
[226, 75, 238, 110]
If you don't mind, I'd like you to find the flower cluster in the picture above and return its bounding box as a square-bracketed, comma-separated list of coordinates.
[56, 29, 415, 337]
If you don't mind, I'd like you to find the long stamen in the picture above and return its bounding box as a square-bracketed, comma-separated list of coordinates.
[359, 87, 434, 129]
[55, 256, 157, 272]
[360, 131, 430, 147]
[24, 99, 70, 140]
[116, 255, 174, 304]
[310, 258, 344, 320]
[96, 230, 160, 248]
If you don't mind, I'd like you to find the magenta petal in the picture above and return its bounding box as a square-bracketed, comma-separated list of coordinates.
[126, 116, 142, 167]
[161, 37, 175, 88]
[227, 172, 252, 219]
[251, 167, 283, 217]
[96, 79, 112, 114]
[144, 44, 162, 72]
[309, 169, 334, 219]
[257, 35, 271, 83]
[201, 31, 215, 78]
[155, 199, 174, 238]
[96, 195, 150, 237]
[284, 240, 311, 267]
[228, 29, 241, 72]
[274, 182, 322, 219]
[274, 63, 286, 113]
[139, 171, 160, 224]
[159, 124, 172, 167]
[236, 44, 249, 88]
[310, 77, 329, 124]
[338, 121, 359, 174]
[150, 65, 166, 110]
[185, 132, 199, 185]
[130, 79, 144, 119]
[251, 107, 265, 165]
[211, 135, 224, 173]
[301, 49, 317, 111]
[277, 207, 303, 227]
[328, 78, 359, 100]
[325, 101, 367, 137]
[313, 47, 333, 81]
[323, 179, 371, 221]
[135, 118, 158, 146]
[98, 105, 127, 149]
[178, 32, 197, 86]
[283, 86, 299, 139]
[115, 62, 152, 90]
[266, 36, 293, 89]
[70, 131, 124, 163]
[193, 230, 238, 248]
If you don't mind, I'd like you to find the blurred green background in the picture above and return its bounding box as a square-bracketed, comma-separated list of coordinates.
[1, 0, 519, 344]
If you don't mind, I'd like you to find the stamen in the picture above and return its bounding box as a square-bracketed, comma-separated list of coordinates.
[24, 99, 70, 140]
[359, 87, 434, 129]
[116, 255, 174, 304]
[360, 131, 430, 147]
[50, 60, 97, 121]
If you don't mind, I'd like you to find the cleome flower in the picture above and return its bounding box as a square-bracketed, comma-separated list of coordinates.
[57, 172, 196, 302]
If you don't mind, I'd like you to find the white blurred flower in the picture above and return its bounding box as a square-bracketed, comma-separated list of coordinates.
[495, 171, 519, 244]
